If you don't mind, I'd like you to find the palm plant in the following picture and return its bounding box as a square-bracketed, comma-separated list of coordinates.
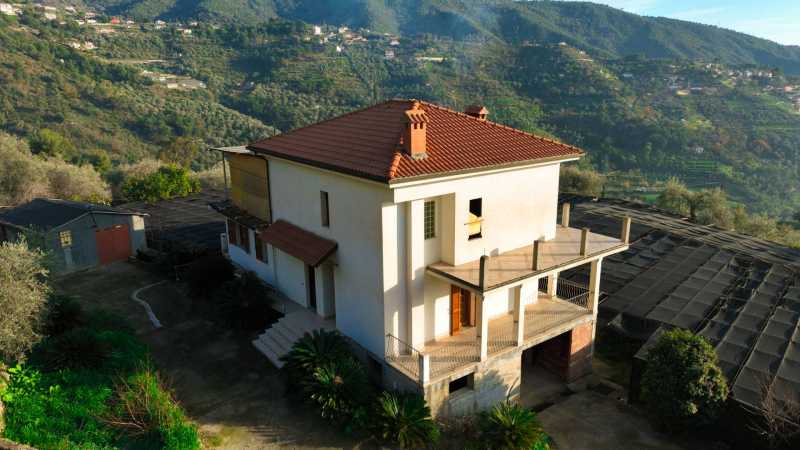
[280, 328, 352, 387]
[374, 391, 440, 449]
[479, 401, 548, 450]
[304, 357, 368, 421]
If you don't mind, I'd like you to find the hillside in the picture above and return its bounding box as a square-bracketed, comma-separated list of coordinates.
[1, 8, 798, 220]
[83, 0, 800, 75]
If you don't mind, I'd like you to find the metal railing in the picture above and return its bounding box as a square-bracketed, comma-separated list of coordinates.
[539, 277, 590, 309]
[385, 334, 421, 381]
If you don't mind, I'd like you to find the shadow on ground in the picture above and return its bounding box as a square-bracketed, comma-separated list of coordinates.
[56, 262, 363, 449]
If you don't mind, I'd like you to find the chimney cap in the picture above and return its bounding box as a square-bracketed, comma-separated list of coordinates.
[465, 104, 489, 119]
[405, 101, 428, 124]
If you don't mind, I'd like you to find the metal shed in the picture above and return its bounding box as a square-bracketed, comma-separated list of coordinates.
[0, 198, 147, 273]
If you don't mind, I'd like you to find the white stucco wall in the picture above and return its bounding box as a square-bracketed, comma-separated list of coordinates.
[226, 223, 277, 286]
[268, 158, 392, 357]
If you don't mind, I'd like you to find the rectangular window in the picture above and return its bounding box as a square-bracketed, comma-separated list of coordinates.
[240, 224, 250, 253]
[227, 219, 238, 245]
[468, 198, 482, 240]
[424, 200, 436, 239]
[59, 230, 72, 248]
[320, 191, 330, 227]
[448, 373, 474, 394]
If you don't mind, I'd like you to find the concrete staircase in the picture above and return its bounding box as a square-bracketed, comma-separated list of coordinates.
[252, 310, 336, 369]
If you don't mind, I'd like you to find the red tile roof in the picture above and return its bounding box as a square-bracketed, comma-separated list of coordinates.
[247, 99, 583, 183]
[258, 220, 337, 267]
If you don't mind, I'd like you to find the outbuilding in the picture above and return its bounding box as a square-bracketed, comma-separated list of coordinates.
[0, 199, 147, 273]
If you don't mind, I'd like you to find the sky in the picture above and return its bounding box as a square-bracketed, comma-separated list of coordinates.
[593, 0, 800, 46]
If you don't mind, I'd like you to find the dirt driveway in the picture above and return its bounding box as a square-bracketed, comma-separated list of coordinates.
[56, 262, 360, 449]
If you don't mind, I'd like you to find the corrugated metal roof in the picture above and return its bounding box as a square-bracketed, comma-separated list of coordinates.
[0, 198, 133, 232]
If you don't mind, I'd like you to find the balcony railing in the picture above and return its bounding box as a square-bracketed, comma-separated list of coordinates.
[385, 279, 592, 384]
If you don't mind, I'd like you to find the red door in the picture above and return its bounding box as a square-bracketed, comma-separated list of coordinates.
[96, 224, 131, 265]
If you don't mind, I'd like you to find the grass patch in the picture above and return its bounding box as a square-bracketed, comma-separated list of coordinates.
[0, 307, 200, 450]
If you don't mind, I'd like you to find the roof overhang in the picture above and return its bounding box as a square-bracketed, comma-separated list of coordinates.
[258, 220, 337, 267]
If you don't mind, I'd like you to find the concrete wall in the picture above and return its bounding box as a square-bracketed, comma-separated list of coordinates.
[425, 347, 523, 417]
[268, 158, 392, 357]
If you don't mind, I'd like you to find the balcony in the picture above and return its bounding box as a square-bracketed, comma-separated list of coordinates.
[428, 225, 628, 293]
[385, 279, 592, 384]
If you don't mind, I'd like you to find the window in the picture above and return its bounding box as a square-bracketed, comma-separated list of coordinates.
[227, 219, 238, 245]
[256, 240, 268, 263]
[320, 191, 330, 227]
[468, 198, 482, 240]
[424, 200, 436, 239]
[59, 230, 72, 248]
[448, 373, 474, 394]
[239, 224, 250, 253]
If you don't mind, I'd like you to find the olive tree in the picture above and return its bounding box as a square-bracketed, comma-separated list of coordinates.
[641, 328, 729, 430]
[0, 239, 51, 363]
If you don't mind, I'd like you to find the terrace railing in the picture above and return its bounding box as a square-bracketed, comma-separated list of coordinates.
[539, 277, 590, 309]
[385, 334, 421, 381]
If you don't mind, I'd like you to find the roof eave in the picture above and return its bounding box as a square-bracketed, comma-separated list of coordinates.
[387, 153, 583, 186]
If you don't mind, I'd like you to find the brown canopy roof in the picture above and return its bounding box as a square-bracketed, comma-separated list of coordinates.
[247, 99, 583, 183]
[258, 220, 337, 267]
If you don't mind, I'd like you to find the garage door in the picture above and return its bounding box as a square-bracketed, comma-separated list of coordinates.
[95, 224, 132, 265]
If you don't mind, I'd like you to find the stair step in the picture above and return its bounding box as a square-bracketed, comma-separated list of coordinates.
[252, 338, 284, 369]
[265, 329, 293, 354]
[274, 322, 303, 343]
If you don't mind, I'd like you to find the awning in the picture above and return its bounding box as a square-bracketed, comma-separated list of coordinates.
[209, 200, 269, 229]
[259, 220, 337, 267]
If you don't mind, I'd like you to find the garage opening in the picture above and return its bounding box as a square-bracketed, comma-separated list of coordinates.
[520, 331, 573, 408]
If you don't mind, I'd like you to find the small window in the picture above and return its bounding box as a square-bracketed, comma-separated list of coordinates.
[240, 224, 250, 252]
[423, 200, 436, 240]
[227, 219, 238, 245]
[59, 230, 72, 248]
[448, 373, 474, 394]
[256, 240, 268, 263]
[468, 198, 482, 240]
[321, 191, 330, 227]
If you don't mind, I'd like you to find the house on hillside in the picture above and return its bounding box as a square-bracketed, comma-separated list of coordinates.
[0, 199, 147, 274]
[210, 100, 630, 417]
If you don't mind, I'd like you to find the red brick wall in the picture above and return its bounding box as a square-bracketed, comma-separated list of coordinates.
[535, 322, 595, 381]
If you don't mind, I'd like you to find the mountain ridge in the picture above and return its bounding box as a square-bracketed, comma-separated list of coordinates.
[81, 0, 800, 74]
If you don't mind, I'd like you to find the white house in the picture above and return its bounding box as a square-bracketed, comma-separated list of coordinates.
[212, 100, 629, 416]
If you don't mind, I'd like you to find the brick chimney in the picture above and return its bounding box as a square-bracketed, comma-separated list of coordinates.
[465, 104, 489, 120]
[403, 101, 428, 159]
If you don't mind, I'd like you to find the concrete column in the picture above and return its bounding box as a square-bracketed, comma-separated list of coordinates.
[561, 202, 570, 228]
[588, 258, 603, 340]
[478, 294, 488, 361]
[406, 200, 426, 348]
[621, 216, 632, 244]
[547, 273, 558, 298]
[419, 353, 430, 384]
[513, 285, 524, 346]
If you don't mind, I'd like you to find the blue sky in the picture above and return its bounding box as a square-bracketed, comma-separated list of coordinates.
[593, 0, 800, 46]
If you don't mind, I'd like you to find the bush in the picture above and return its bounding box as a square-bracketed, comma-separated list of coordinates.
[30, 328, 112, 372]
[212, 271, 278, 330]
[0, 239, 51, 364]
[184, 254, 234, 297]
[44, 294, 85, 336]
[303, 357, 369, 423]
[641, 328, 728, 430]
[373, 391, 440, 449]
[121, 165, 200, 202]
[110, 366, 200, 450]
[281, 329, 353, 389]
[479, 401, 548, 450]
[1, 365, 116, 448]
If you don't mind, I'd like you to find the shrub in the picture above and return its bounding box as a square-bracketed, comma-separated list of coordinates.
[30, 328, 112, 372]
[121, 165, 200, 202]
[373, 391, 440, 449]
[641, 328, 728, 430]
[0, 239, 50, 364]
[559, 165, 604, 197]
[44, 294, 85, 336]
[212, 271, 278, 330]
[110, 366, 200, 450]
[303, 357, 369, 423]
[281, 329, 352, 388]
[185, 254, 235, 297]
[1, 365, 115, 448]
[479, 401, 548, 450]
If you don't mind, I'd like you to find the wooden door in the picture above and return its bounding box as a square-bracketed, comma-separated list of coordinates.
[461, 289, 474, 327]
[450, 285, 461, 335]
[96, 224, 131, 265]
